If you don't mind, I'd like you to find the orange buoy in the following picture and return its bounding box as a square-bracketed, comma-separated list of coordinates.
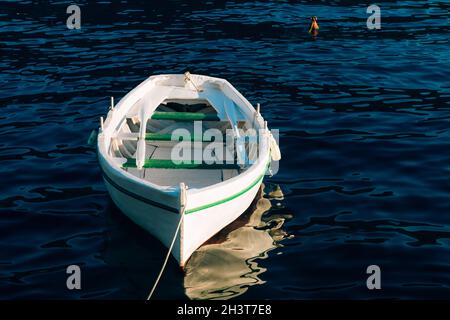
[309, 16, 319, 35]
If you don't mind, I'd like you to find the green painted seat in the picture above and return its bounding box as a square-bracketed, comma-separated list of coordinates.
[151, 111, 220, 121]
[145, 133, 226, 142]
[123, 159, 240, 170]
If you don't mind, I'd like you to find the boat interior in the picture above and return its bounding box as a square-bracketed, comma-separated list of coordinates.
[109, 99, 259, 189]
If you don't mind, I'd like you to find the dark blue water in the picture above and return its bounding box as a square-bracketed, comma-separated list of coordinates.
[1, 0, 450, 299]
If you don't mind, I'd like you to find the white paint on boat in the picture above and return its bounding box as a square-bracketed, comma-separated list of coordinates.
[97, 73, 280, 266]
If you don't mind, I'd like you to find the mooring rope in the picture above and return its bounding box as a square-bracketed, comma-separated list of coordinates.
[147, 184, 186, 300]
[184, 71, 202, 92]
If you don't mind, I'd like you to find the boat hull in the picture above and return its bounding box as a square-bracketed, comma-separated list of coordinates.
[96, 74, 276, 267]
[103, 174, 183, 263]
[102, 168, 264, 267]
[181, 176, 264, 266]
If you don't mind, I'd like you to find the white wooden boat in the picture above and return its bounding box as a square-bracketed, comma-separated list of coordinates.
[97, 73, 281, 267]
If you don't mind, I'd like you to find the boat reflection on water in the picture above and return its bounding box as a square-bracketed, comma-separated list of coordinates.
[184, 183, 292, 300]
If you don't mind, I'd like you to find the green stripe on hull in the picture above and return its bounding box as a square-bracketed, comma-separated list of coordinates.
[123, 159, 240, 170]
[151, 111, 220, 121]
[185, 174, 265, 214]
[185, 158, 270, 214]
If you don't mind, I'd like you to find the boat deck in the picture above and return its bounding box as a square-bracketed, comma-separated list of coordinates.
[125, 167, 238, 188]
[109, 100, 255, 188]
[124, 143, 238, 188]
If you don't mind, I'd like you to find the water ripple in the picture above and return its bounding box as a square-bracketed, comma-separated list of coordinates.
[1, 0, 449, 299]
